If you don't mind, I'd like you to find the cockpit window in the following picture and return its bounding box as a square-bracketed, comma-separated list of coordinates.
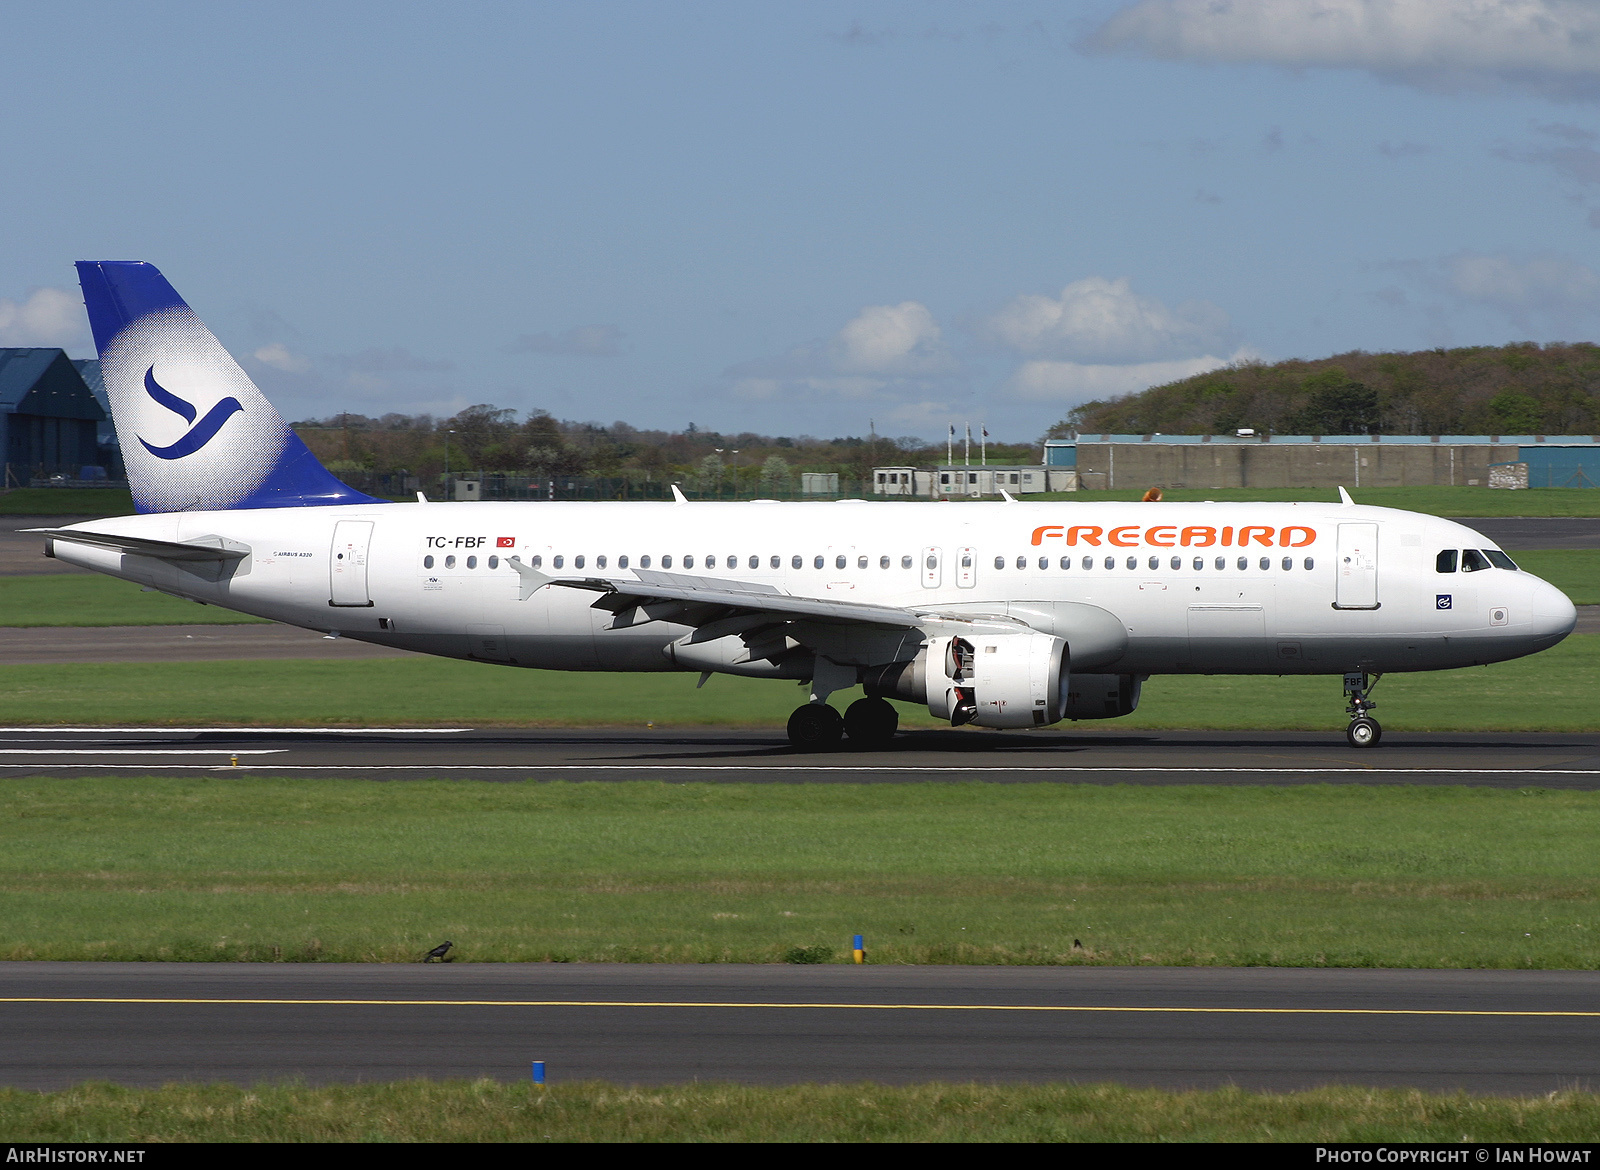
[1461, 549, 1492, 572]
[1484, 549, 1519, 571]
[1436, 550, 1458, 573]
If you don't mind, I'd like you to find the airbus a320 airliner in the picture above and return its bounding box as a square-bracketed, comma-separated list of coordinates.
[38, 262, 1576, 749]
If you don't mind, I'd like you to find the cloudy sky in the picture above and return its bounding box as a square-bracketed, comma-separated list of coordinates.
[6, 1, 1600, 441]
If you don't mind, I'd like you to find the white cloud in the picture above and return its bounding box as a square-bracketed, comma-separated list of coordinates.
[1089, 0, 1600, 98]
[510, 324, 623, 356]
[828, 301, 952, 375]
[1445, 251, 1600, 313]
[1007, 349, 1258, 403]
[253, 342, 312, 373]
[0, 287, 86, 348]
[722, 300, 956, 405]
[981, 276, 1231, 363]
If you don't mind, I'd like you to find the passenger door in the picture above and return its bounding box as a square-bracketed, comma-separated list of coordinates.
[329, 520, 374, 607]
[1335, 522, 1379, 610]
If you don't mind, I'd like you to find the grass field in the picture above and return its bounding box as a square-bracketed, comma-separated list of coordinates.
[0, 631, 1595, 730]
[0, 574, 266, 626]
[0, 488, 135, 515]
[3, 777, 1598, 967]
[7, 1080, 1600, 1142]
[8, 483, 1600, 517]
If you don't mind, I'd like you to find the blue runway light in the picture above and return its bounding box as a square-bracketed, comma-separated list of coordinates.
[531, 1060, 545, 1085]
[853, 934, 865, 964]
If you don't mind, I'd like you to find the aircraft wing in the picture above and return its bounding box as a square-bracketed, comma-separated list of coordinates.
[28, 528, 251, 563]
[509, 560, 924, 629]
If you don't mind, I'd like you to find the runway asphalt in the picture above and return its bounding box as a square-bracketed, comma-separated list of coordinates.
[2, 725, 1598, 785]
[6, 962, 1599, 1092]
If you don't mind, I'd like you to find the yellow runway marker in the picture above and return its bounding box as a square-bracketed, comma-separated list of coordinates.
[3, 997, 1600, 1018]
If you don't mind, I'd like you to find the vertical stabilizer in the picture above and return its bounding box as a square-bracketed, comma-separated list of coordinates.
[75, 261, 382, 513]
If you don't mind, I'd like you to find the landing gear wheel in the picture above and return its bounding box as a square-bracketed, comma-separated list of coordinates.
[787, 703, 844, 752]
[844, 696, 899, 747]
[1346, 716, 1382, 749]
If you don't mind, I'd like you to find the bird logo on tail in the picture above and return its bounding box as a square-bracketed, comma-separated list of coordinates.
[138, 367, 244, 460]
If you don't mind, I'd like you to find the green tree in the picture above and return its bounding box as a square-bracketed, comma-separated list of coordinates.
[1290, 369, 1379, 434]
[759, 454, 792, 497]
[1486, 391, 1544, 434]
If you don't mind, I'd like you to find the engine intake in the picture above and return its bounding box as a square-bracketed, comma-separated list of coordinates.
[861, 633, 1143, 727]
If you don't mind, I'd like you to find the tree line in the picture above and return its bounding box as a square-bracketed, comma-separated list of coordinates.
[1056, 342, 1600, 438]
[292, 405, 1037, 495]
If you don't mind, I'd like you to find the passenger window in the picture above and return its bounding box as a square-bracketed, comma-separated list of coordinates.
[423, 555, 434, 569]
[770, 555, 780, 569]
[857, 556, 867, 569]
[1258, 557, 1269, 570]
[792, 555, 803, 569]
[1083, 556, 1094, 570]
[750, 555, 760, 569]
[1039, 557, 1049, 570]
[880, 555, 890, 569]
[1436, 549, 1458, 573]
[446, 555, 457, 569]
[489, 555, 499, 569]
[816, 556, 825, 569]
[925, 555, 937, 569]
[684, 555, 695, 569]
[531, 555, 543, 568]
[705, 555, 716, 568]
[902, 555, 913, 569]
[728, 554, 738, 568]
[661, 555, 672, 569]
[574, 555, 585, 569]
[596, 555, 606, 569]
[836, 555, 847, 570]
[551, 555, 562, 569]
[1281, 557, 1291, 571]
[1125, 556, 1136, 570]
[1236, 557, 1248, 570]
[1148, 556, 1159, 570]
[1060, 556, 1071, 570]
[993, 556, 1005, 570]
[1017, 556, 1028, 570]
[639, 555, 650, 568]
[467, 556, 477, 569]
[1462, 549, 1491, 572]
[1170, 556, 1182, 570]
[1304, 557, 1314, 570]
[618, 555, 629, 569]
[1104, 556, 1115, 570]
[1484, 549, 1519, 570]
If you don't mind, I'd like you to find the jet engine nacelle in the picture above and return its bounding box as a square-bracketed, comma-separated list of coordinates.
[921, 632, 1069, 728]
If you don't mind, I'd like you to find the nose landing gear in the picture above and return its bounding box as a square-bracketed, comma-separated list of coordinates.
[1343, 671, 1382, 748]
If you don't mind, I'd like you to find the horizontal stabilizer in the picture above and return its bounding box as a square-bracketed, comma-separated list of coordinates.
[29, 528, 250, 563]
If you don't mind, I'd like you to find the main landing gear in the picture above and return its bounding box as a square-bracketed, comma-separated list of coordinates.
[1343, 671, 1382, 749]
[786, 697, 900, 752]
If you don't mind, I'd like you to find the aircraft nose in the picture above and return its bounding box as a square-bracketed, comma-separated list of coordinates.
[1528, 574, 1577, 640]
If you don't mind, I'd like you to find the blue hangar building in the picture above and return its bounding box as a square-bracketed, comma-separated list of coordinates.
[0, 348, 109, 485]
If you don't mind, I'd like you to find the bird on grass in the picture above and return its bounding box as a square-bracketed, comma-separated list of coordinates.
[422, 941, 454, 963]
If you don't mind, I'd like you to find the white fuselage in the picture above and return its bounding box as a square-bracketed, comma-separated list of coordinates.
[48, 499, 1576, 678]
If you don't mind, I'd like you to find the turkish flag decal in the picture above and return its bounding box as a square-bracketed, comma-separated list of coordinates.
[497, 537, 515, 548]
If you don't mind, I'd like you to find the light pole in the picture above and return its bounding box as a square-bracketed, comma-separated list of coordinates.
[713, 448, 725, 499]
[444, 429, 455, 498]
[729, 449, 740, 499]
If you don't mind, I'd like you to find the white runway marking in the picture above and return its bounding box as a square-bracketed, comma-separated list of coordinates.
[0, 762, 1591, 774]
[0, 749, 288, 756]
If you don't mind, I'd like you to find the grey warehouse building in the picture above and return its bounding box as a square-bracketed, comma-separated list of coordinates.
[0, 348, 108, 486]
[1045, 433, 1600, 491]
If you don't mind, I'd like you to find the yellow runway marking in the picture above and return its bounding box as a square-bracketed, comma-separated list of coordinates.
[2, 997, 1599, 1017]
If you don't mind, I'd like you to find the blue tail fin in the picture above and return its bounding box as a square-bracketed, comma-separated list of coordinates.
[75, 261, 382, 513]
